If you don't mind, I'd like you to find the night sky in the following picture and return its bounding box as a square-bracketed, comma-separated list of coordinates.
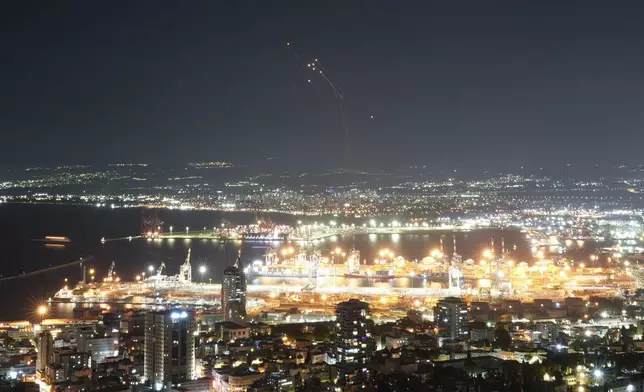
[2, 1, 644, 169]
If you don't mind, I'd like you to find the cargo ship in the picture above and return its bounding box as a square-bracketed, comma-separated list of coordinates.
[37, 236, 71, 243]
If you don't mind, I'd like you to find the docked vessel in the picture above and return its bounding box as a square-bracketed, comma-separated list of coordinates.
[35, 236, 71, 243]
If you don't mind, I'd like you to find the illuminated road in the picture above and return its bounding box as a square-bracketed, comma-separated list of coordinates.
[292, 225, 481, 241]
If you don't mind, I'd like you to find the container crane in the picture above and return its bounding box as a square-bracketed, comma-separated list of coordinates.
[157, 262, 166, 277]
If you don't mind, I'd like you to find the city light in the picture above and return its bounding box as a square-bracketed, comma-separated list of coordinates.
[31, 180, 644, 388]
[170, 311, 188, 319]
[37, 305, 48, 316]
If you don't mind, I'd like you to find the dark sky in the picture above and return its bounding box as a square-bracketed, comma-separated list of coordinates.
[2, 1, 644, 169]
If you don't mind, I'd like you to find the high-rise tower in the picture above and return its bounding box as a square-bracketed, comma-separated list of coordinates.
[334, 299, 375, 364]
[221, 252, 247, 323]
[434, 297, 469, 340]
[36, 331, 53, 378]
[144, 310, 196, 391]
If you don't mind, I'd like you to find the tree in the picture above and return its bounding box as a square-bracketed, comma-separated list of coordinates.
[3, 336, 15, 348]
[494, 327, 512, 349]
[312, 324, 332, 341]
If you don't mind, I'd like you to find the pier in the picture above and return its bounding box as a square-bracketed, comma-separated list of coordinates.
[101, 224, 493, 243]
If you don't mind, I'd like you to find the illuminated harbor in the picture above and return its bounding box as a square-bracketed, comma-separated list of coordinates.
[52, 223, 644, 320]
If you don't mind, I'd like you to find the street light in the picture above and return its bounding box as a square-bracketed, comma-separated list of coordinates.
[148, 265, 155, 273]
[199, 265, 207, 283]
[169, 226, 173, 234]
[37, 305, 48, 316]
[186, 226, 189, 234]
